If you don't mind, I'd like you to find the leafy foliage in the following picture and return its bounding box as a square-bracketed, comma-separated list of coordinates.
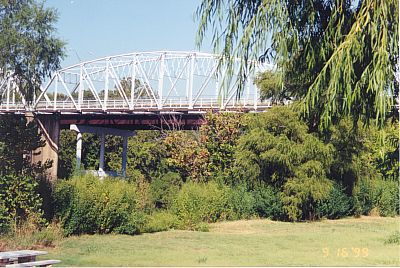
[57, 130, 76, 179]
[235, 106, 333, 185]
[164, 131, 210, 182]
[0, 175, 44, 229]
[53, 105, 398, 230]
[199, 111, 244, 183]
[54, 175, 142, 235]
[172, 181, 229, 229]
[0, 115, 49, 176]
[255, 71, 287, 104]
[150, 172, 182, 209]
[0, 115, 52, 233]
[281, 161, 333, 221]
[353, 177, 399, 217]
[225, 184, 255, 220]
[316, 182, 353, 219]
[0, 0, 65, 102]
[143, 210, 179, 233]
[251, 185, 283, 220]
[196, 0, 398, 129]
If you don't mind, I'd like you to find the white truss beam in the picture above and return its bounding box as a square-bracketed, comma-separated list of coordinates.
[0, 51, 274, 112]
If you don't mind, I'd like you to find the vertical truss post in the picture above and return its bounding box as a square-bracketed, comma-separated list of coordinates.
[76, 131, 82, 171]
[185, 57, 190, 98]
[104, 60, 109, 111]
[254, 83, 258, 110]
[130, 58, 136, 109]
[215, 74, 219, 108]
[12, 87, 15, 106]
[78, 65, 84, 110]
[219, 89, 225, 110]
[220, 81, 225, 110]
[6, 79, 10, 111]
[244, 81, 250, 107]
[99, 133, 105, 175]
[54, 76, 58, 110]
[157, 53, 165, 109]
[121, 136, 128, 176]
[188, 54, 195, 109]
[33, 85, 36, 106]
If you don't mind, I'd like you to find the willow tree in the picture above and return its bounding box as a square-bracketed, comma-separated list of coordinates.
[0, 0, 65, 103]
[196, 0, 398, 129]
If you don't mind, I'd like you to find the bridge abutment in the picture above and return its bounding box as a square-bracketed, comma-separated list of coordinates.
[28, 113, 60, 181]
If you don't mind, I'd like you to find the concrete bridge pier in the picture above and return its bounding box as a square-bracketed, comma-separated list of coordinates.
[70, 125, 134, 177]
[28, 113, 60, 181]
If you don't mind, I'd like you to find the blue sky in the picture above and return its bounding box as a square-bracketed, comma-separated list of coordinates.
[46, 0, 212, 68]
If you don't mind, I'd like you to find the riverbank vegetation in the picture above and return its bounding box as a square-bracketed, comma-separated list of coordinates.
[2, 104, 398, 247]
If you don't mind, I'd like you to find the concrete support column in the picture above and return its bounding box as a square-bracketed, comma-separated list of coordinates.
[30, 113, 60, 181]
[76, 131, 82, 171]
[122, 136, 128, 176]
[70, 124, 134, 178]
[99, 133, 105, 176]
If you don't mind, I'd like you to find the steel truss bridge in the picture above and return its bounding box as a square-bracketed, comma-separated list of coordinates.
[0, 51, 274, 178]
[0, 51, 273, 115]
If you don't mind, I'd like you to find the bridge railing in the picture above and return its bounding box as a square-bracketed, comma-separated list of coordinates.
[32, 97, 272, 112]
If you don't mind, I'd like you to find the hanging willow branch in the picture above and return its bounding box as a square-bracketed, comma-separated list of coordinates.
[196, 0, 398, 129]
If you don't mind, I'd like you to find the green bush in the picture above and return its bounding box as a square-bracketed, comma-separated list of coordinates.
[353, 178, 374, 215]
[225, 184, 255, 220]
[115, 212, 147, 235]
[373, 179, 399, 217]
[252, 185, 283, 220]
[0, 175, 44, 228]
[281, 161, 333, 221]
[353, 178, 399, 217]
[150, 172, 182, 209]
[0, 203, 10, 234]
[193, 222, 209, 232]
[144, 211, 179, 233]
[172, 181, 229, 229]
[316, 183, 353, 219]
[54, 175, 139, 235]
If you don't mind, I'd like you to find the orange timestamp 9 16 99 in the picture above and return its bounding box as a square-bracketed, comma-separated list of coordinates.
[322, 247, 369, 258]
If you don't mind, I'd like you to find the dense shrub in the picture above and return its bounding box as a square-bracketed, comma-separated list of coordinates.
[353, 178, 399, 217]
[316, 183, 353, 219]
[150, 172, 182, 209]
[54, 175, 140, 235]
[225, 184, 255, 220]
[353, 178, 374, 215]
[172, 181, 229, 229]
[281, 161, 333, 221]
[0, 175, 44, 229]
[0, 203, 10, 234]
[252, 185, 283, 220]
[144, 211, 179, 233]
[115, 212, 146, 235]
[372, 179, 399, 217]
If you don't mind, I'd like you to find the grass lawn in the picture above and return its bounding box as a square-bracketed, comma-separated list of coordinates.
[43, 216, 399, 266]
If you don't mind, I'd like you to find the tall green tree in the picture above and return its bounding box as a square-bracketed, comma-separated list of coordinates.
[0, 0, 65, 102]
[196, 0, 398, 129]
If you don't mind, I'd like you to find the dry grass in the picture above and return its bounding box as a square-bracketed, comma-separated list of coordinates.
[42, 216, 400, 266]
[0, 221, 64, 251]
